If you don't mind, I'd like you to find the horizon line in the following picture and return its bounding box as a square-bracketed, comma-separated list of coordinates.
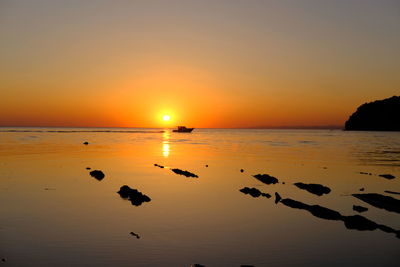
[0, 125, 343, 130]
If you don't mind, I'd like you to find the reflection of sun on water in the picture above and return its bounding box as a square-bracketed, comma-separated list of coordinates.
[163, 143, 170, 157]
[162, 130, 170, 157]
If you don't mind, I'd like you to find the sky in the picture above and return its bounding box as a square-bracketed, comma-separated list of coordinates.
[0, 0, 399, 128]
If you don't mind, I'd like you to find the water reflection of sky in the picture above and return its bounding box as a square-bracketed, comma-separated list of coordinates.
[162, 130, 170, 157]
[353, 149, 400, 166]
[348, 134, 400, 166]
[1, 128, 400, 266]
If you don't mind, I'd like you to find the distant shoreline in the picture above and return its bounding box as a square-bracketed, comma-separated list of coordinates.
[0, 125, 343, 130]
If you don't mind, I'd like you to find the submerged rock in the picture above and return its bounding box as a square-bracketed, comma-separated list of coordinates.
[83, 141, 89, 145]
[379, 174, 396, 179]
[117, 185, 151, 206]
[359, 188, 365, 192]
[343, 215, 381, 231]
[281, 198, 342, 220]
[294, 182, 331, 196]
[342, 215, 398, 234]
[352, 193, 400, 214]
[240, 187, 271, 198]
[280, 198, 309, 210]
[171, 168, 198, 178]
[280, 197, 399, 238]
[190, 264, 205, 267]
[130, 232, 140, 239]
[154, 163, 164, 168]
[384, 190, 400, 195]
[344, 96, 400, 131]
[253, 174, 279, 184]
[240, 169, 244, 173]
[89, 170, 105, 181]
[353, 205, 368, 213]
[307, 205, 343, 221]
[86, 167, 91, 170]
[275, 192, 282, 204]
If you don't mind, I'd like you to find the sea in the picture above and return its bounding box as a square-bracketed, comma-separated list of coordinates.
[0, 127, 399, 266]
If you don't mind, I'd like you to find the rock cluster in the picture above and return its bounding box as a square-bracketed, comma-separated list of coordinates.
[117, 185, 151, 206]
[89, 170, 105, 181]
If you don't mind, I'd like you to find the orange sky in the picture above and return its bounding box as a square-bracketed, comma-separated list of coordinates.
[0, 0, 399, 128]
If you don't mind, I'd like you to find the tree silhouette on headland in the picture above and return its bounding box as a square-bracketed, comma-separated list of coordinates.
[345, 96, 400, 131]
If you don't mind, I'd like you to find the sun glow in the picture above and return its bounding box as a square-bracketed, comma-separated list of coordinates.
[163, 114, 171, 121]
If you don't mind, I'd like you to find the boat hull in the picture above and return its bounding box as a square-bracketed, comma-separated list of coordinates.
[173, 128, 194, 133]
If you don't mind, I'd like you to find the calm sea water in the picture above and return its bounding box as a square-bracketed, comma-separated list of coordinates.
[0, 128, 399, 266]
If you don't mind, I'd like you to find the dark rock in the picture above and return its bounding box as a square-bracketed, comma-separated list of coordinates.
[280, 198, 309, 209]
[89, 170, 105, 181]
[130, 232, 140, 239]
[275, 192, 281, 204]
[117, 185, 132, 198]
[191, 264, 206, 267]
[309, 205, 341, 220]
[154, 163, 164, 168]
[353, 205, 368, 213]
[359, 188, 365, 191]
[280, 198, 342, 220]
[343, 215, 398, 236]
[294, 182, 331, 196]
[253, 174, 279, 184]
[376, 224, 392, 233]
[344, 96, 400, 131]
[384, 190, 400, 195]
[261, 193, 271, 198]
[1, 258, 6, 262]
[171, 168, 198, 178]
[308, 205, 343, 220]
[359, 172, 372, 175]
[83, 141, 89, 145]
[240, 187, 261, 197]
[352, 193, 400, 214]
[240, 169, 244, 173]
[378, 223, 394, 235]
[86, 167, 91, 170]
[379, 174, 396, 179]
[280, 197, 399, 238]
[240, 187, 271, 198]
[117, 185, 151, 206]
[205, 165, 208, 167]
[241, 265, 255, 267]
[343, 215, 378, 231]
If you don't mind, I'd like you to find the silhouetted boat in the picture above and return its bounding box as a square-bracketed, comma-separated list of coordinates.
[173, 126, 194, 133]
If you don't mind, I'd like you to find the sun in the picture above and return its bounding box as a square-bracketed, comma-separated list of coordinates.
[163, 114, 171, 121]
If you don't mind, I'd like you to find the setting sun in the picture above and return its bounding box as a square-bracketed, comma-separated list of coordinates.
[163, 115, 171, 121]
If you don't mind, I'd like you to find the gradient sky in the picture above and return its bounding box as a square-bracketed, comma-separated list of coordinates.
[0, 0, 399, 128]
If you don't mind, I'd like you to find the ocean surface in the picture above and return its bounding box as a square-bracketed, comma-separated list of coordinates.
[0, 128, 399, 266]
